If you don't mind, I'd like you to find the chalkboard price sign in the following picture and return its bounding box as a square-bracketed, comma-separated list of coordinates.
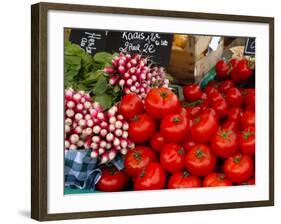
[106, 31, 173, 66]
[244, 37, 256, 55]
[68, 29, 173, 66]
[69, 29, 106, 55]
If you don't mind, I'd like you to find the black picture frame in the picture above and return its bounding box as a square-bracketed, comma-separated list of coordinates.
[31, 2, 274, 221]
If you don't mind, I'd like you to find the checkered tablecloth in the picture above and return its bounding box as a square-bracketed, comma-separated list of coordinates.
[64, 149, 101, 190]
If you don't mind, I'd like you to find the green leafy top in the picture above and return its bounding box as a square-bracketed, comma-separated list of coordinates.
[64, 41, 119, 109]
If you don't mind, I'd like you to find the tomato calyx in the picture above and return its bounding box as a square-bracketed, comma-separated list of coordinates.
[160, 91, 169, 99]
[248, 57, 255, 70]
[218, 173, 226, 180]
[172, 116, 181, 124]
[195, 148, 206, 158]
[241, 89, 248, 97]
[108, 167, 117, 176]
[220, 130, 233, 139]
[182, 170, 190, 178]
[182, 100, 203, 108]
[132, 115, 140, 122]
[140, 168, 146, 178]
[242, 129, 254, 141]
[178, 147, 185, 155]
[233, 155, 241, 164]
[193, 117, 201, 124]
[133, 151, 142, 161]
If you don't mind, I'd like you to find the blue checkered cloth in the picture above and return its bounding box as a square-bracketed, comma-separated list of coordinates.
[64, 149, 101, 190]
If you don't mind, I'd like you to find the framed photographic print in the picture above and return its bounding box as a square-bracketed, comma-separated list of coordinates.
[31, 2, 274, 221]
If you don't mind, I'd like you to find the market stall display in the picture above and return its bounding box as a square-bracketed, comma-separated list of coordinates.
[64, 30, 255, 193]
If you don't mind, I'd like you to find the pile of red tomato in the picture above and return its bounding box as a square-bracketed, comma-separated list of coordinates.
[97, 58, 256, 192]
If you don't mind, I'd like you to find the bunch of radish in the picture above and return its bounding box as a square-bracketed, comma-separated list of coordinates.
[104, 53, 169, 99]
[64, 88, 134, 164]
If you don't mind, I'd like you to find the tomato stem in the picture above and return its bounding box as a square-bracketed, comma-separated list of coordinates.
[220, 130, 232, 139]
[140, 169, 146, 178]
[133, 152, 142, 161]
[108, 166, 117, 175]
[178, 147, 185, 155]
[248, 58, 255, 70]
[132, 115, 139, 122]
[173, 117, 181, 124]
[233, 155, 241, 164]
[195, 148, 205, 158]
[183, 170, 190, 178]
[160, 92, 168, 98]
[242, 129, 254, 141]
[194, 117, 201, 124]
[218, 173, 226, 180]
[241, 90, 248, 97]
[182, 100, 203, 108]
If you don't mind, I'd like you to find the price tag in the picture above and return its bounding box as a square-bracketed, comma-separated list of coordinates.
[244, 37, 256, 55]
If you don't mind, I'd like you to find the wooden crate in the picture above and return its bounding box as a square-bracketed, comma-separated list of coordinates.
[167, 35, 223, 84]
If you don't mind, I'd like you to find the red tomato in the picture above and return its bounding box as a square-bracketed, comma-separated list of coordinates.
[201, 92, 208, 100]
[118, 93, 144, 120]
[185, 144, 217, 176]
[128, 113, 156, 143]
[145, 87, 180, 119]
[240, 111, 255, 129]
[204, 86, 217, 96]
[179, 107, 194, 129]
[183, 84, 202, 102]
[211, 98, 229, 118]
[97, 167, 129, 192]
[218, 80, 235, 93]
[178, 107, 188, 118]
[230, 67, 239, 83]
[183, 140, 196, 152]
[215, 60, 231, 79]
[243, 88, 255, 111]
[201, 108, 219, 122]
[160, 113, 189, 143]
[182, 93, 209, 118]
[184, 106, 201, 119]
[191, 113, 218, 143]
[226, 87, 243, 107]
[203, 173, 232, 187]
[211, 129, 239, 158]
[239, 126, 255, 156]
[222, 119, 239, 132]
[160, 143, 186, 173]
[228, 107, 243, 122]
[223, 153, 254, 184]
[150, 132, 166, 152]
[208, 89, 223, 104]
[168, 171, 201, 189]
[134, 163, 166, 190]
[199, 93, 209, 111]
[124, 146, 157, 177]
[231, 59, 254, 84]
[229, 58, 239, 69]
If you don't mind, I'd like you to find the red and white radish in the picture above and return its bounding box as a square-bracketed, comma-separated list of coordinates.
[64, 88, 134, 161]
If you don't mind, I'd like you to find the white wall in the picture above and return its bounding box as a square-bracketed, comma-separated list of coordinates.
[0, 0, 280, 223]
